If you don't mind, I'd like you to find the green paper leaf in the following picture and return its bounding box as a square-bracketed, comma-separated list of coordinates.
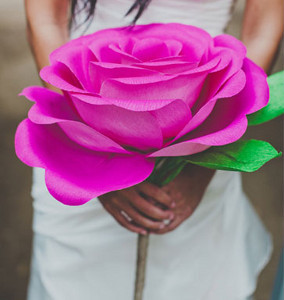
[186, 140, 282, 172]
[248, 70, 284, 126]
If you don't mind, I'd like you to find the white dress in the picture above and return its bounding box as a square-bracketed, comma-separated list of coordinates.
[27, 1, 272, 300]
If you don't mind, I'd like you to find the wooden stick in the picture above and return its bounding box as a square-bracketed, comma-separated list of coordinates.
[134, 233, 150, 300]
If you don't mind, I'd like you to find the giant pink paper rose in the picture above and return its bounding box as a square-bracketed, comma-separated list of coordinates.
[15, 23, 269, 205]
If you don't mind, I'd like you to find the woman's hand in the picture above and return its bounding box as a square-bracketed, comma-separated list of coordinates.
[99, 165, 215, 235]
[99, 182, 175, 235]
[154, 165, 215, 234]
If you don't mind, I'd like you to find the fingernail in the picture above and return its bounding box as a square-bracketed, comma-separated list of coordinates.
[159, 223, 165, 229]
[171, 202, 176, 208]
[169, 213, 175, 220]
[140, 230, 147, 235]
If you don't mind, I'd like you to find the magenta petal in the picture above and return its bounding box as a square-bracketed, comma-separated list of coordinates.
[21, 87, 80, 124]
[22, 87, 126, 153]
[49, 44, 97, 91]
[59, 121, 129, 153]
[212, 35, 246, 77]
[164, 40, 183, 56]
[134, 60, 198, 74]
[214, 35, 246, 59]
[15, 119, 155, 205]
[182, 94, 250, 146]
[149, 142, 209, 157]
[191, 69, 246, 115]
[71, 98, 163, 151]
[90, 42, 140, 64]
[135, 23, 212, 61]
[236, 58, 269, 114]
[156, 69, 246, 143]
[175, 100, 216, 140]
[100, 55, 220, 100]
[101, 72, 209, 106]
[188, 117, 248, 146]
[71, 92, 179, 111]
[150, 100, 192, 141]
[40, 62, 85, 93]
[15, 119, 45, 168]
[89, 62, 158, 93]
[132, 38, 169, 61]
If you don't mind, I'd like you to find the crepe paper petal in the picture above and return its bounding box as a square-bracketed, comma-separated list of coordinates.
[100, 74, 205, 105]
[58, 121, 129, 154]
[86, 28, 137, 62]
[48, 33, 92, 63]
[15, 119, 45, 169]
[213, 35, 246, 77]
[22, 88, 125, 153]
[214, 34, 247, 56]
[187, 116, 248, 146]
[170, 89, 251, 150]
[238, 58, 269, 115]
[108, 44, 143, 64]
[150, 100, 192, 141]
[40, 62, 85, 93]
[173, 69, 246, 141]
[146, 56, 188, 63]
[182, 91, 250, 146]
[100, 69, 215, 106]
[186, 139, 282, 172]
[164, 40, 183, 57]
[126, 23, 212, 61]
[20, 87, 81, 124]
[70, 92, 180, 111]
[71, 97, 163, 151]
[130, 38, 182, 62]
[191, 68, 246, 115]
[24, 89, 129, 152]
[49, 44, 97, 91]
[90, 42, 141, 64]
[149, 142, 209, 157]
[15, 119, 155, 205]
[89, 62, 158, 93]
[134, 60, 198, 74]
[132, 38, 170, 61]
[247, 70, 284, 125]
[214, 34, 246, 60]
[118, 37, 137, 54]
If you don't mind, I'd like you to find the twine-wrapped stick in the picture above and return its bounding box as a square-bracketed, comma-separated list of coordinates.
[133, 157, 187, 300]
[134, 234, 149, 300]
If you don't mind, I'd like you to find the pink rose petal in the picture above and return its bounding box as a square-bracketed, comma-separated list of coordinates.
[235, 58, 269, 114]
[15, 119, 155, 205]
[71, 97, 163, 151]
[150, 100, 192, 141]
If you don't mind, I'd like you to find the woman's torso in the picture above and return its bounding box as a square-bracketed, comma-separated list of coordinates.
[28, 2, 272, 299]
[72, 0, 236, 38]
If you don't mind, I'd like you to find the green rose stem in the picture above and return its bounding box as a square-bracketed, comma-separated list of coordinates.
[134, 158, 187, 300]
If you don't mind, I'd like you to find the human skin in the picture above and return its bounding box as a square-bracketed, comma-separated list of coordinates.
[24, 0, 283, 235]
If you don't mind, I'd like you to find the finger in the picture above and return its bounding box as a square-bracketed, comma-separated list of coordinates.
[137, 182, 174, 208]
[119, 189, 174, 221]
[113, 197, 167, 230]
[103, 201, 148, 235]
[151, 217, 182, 235]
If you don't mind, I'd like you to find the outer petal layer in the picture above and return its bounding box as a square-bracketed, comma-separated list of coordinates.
[15, 119, 155, 205]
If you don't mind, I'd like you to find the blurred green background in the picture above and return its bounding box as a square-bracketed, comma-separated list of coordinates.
[0, 0, 282, 299]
